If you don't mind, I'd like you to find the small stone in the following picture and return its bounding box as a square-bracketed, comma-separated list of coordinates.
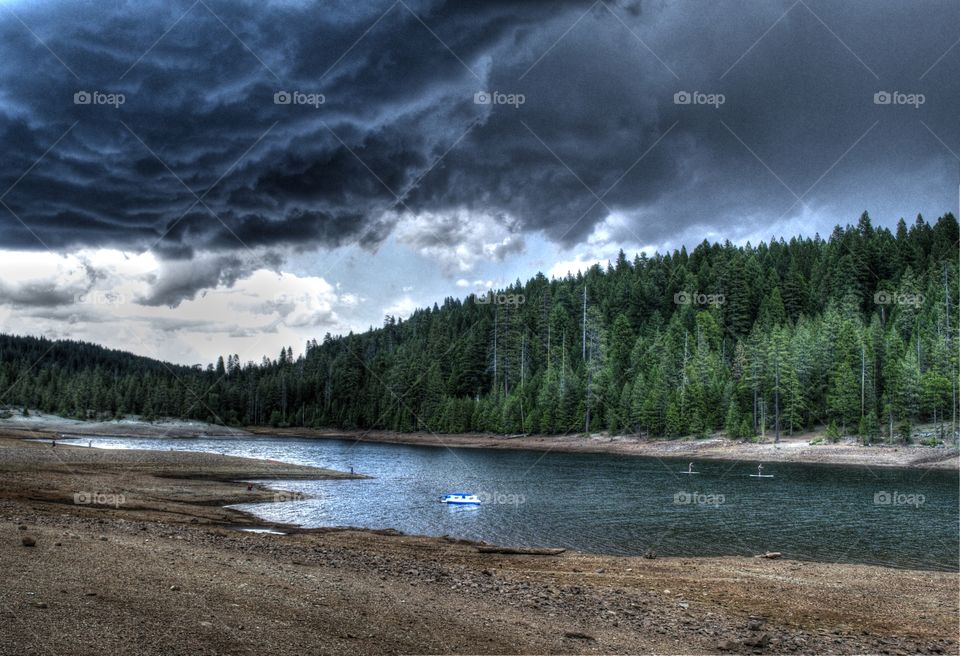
[18, 525, 27, 531]
[745, 633, 771, 648]
[31, 601, 48, 609]
[169, 585, 180, 591]
[748, 620, 764, 631]
[563, 631, 595, 641]
[98, 536, 108, 541]
[717, 639, 740, 651]
[21, 535, 36, 547]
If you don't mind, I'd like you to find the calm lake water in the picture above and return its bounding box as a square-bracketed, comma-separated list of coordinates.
[61, 435, 959, 571]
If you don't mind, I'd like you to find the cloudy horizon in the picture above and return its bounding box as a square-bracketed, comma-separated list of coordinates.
[1, 0, 957, 365]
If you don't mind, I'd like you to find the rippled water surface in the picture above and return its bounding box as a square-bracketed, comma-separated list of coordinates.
[62, 435, 959, 570]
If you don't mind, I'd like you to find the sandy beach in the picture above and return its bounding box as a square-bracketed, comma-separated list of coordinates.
[0, 432, 957, 655]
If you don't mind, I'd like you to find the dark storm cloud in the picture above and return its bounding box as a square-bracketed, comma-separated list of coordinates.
[0, 279, 83, 308]
[0, 0, 957, 268]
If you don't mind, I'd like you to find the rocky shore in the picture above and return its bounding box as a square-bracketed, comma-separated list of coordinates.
[4, 410, 957, 469]
[251, 426, 960, 470]
[0, 434, 956, 655]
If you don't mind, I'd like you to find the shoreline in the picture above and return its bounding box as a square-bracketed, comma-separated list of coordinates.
[0, 432, 364, 529]
[1, 433, 957, 655]
[4, 412, 957, 469]
[247, 425, 960, 470]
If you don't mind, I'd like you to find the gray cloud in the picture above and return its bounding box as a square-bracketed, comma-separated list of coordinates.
[0, 279, 83, 308]
[0, 0, 956, 265]
[136, 250, 282, 307]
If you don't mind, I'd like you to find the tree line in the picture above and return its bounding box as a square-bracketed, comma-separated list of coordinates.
[1, 212, 957, 444]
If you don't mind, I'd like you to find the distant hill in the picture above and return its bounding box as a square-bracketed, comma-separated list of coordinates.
[1, 212, 957, 442]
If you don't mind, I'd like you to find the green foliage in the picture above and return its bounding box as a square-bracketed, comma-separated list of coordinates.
[897, 419, 913, 444]
[0, 214, 957, 441]
[825, 421, 842, 442]
[859, 413, 880, 445]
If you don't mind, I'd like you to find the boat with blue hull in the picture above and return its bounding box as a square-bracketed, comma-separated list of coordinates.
[440, 493, 480, 505]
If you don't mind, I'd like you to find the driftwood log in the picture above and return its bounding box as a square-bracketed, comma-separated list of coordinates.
[757, 551, 782, 559]
[476, 546, 566, 556]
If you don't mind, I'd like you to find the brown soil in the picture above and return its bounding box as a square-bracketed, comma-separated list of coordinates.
[0, 434, 957, 655]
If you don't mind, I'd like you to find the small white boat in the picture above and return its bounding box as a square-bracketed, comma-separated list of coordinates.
[440, 493, 481, 505]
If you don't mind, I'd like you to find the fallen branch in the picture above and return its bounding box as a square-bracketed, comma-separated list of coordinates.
[476, 546, 566, 555]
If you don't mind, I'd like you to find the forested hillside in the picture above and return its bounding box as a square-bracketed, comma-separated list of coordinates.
[2, 213, 958, 443]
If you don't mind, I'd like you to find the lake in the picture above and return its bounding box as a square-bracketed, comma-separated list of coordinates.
[60, 435, 959, 571]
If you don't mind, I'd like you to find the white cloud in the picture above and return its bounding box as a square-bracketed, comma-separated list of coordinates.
[548, 256, 609, 279]
[546, 214, 655, 278]
[0, 249, 364, 365]
[395, 209, 525, 275]
[383, 296, 418, 320]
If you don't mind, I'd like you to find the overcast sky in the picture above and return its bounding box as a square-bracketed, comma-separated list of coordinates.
[0, 0, 957, 365]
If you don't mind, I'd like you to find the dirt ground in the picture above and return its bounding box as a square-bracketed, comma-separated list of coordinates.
[0, 434, 957, 655]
